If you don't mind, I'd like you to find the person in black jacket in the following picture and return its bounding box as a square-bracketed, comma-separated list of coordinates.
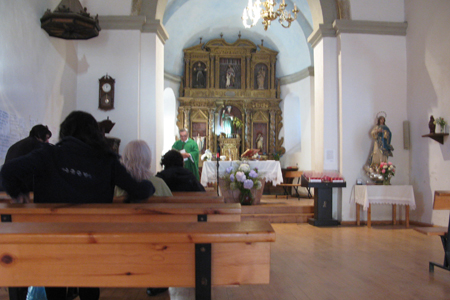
[0, 124, 52, 197]
[1, 111, 155, 300]
[156, 149, 205, 192]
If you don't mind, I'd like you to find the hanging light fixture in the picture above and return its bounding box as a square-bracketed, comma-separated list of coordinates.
[242, 0, 261, 29]
[242, 0, 299, 31]
[40, 0, 101, 40]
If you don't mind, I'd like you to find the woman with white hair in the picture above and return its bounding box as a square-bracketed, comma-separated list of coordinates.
[118, 140, 172, 197]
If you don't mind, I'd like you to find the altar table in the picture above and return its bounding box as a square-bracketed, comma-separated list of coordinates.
[350, 185, 416, 228]
[200, 160, 283, 186]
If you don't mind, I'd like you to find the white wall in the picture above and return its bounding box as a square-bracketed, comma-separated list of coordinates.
[0, 0, 78, 165]
[340, 33, 408, 222]
[406, 0, 450, 226]
[76, 30, 141, 154]
[280, 77, 313, 171]
[350, 0, 405, 22]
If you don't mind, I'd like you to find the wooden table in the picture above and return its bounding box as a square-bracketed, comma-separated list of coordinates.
[351, 185, 416, 228]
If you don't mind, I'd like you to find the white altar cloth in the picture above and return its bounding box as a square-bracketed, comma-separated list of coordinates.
[350, 185, 416, 210]
[201, 160, 283, 186]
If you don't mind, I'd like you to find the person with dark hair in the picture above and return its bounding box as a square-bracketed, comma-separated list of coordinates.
[5, 124, 52, 162]
[1, 124, 52, 199]
[1, 111, 155, 300]
[156, 149, 205, 192]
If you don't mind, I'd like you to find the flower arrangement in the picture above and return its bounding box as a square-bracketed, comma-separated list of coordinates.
[232, 117, 244, 130]
[201, 149, 212, 161]
[222, 163, 262, 205]
[434, 117, 447, 133]
[378, 162, 395, 185]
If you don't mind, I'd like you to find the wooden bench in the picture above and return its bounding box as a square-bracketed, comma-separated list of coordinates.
[0, 202, 241, 223]
[0, 221, 275, 300]
[275, 171, 312, 199]
[172, 191, 218, 197]
[414, 190, 450, 272]
[113, 195, 224, 204]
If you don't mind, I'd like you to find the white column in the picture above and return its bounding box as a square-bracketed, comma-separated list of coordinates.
[139, 33, 164, 174]
[312, 37, 339, 172]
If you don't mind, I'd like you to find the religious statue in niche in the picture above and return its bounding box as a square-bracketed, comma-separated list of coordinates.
[191, 122, 207, 154]
[218, 105, 242, 138]
[195, 133, 206, 153]
[253, 123, 268, 154]
[256, 65, 266, 89]
[192, 62, 207, 88]
[219, 58, 241, 89]
[255, 133, 264, 152]
[226, 65, 235, 88]
[220, 105, 234, 138]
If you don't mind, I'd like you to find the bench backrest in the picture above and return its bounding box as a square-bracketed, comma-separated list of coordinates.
[284, 171, 303, 179]
[433, 191, 450, 210]
[0, 220, 275, 287]
[0, 202, 241, 223]
[113, 195, 224, 203]
[172, 191, 217, 197]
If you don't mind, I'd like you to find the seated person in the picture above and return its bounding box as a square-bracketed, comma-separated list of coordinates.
[117, 140, 172, 197]
[156, 150, 205, 192]
[3, 124, 52, 202]
[1, 111, 155, 300]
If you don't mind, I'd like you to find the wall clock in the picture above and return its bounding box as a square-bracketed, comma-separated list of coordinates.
[99, 75, 115, 111]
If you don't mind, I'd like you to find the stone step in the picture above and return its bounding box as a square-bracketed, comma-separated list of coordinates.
[241, 213, 313, 223]
[241, 205, 313, 214]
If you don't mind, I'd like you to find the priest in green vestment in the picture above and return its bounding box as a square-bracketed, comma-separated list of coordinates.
[172, 128, 200, 180]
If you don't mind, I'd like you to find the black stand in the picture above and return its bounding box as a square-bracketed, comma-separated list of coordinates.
[301, 176, 346, 227]
[216, 154, 220, 196]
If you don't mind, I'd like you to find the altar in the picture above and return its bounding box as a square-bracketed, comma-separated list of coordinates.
[201, 160, 283, 204]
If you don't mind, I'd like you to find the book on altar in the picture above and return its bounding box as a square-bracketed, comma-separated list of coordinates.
[241, 149, 260, 158]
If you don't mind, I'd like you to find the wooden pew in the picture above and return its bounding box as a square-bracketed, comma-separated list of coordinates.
[414, 190, 450, 272]
[172, 191, 218, 197]
[0, 202, 241, 223]
[0, 221, 275, 300]
[114, 195, 224, 204]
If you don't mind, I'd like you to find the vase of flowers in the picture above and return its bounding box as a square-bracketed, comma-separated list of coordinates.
[221, 163, 263, 205]
[379, 162, 395, 185]
[434, 117, 447, 133]
[201, 149, 212, 161]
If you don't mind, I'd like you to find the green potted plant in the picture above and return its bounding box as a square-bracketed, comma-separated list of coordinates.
[434, 117, 447, 133]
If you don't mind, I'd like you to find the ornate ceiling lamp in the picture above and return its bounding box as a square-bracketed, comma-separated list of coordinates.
[40, 0, 101, 40]
[242, 0, 299, 31]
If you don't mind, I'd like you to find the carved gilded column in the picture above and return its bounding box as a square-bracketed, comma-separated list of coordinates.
[208, 108, 216, 152]
[245, 108, 252, 150]
[183, 107, 191, 131]
[271, 61, 275, 90]
[246, 56, 251, 90]
[185, 58, 190, 88]
[210, 56, 215, 89]
[269, 109, 276, 155]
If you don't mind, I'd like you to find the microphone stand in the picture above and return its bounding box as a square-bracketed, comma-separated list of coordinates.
[216, 153, 220, 196]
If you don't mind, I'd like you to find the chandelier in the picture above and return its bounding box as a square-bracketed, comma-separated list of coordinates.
[242, 0, 299, 31]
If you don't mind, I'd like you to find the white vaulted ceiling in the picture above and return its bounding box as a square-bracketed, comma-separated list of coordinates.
[162, 0, 314, 78]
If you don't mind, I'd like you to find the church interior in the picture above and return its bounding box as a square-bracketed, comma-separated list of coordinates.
[1, 0, 450, 299]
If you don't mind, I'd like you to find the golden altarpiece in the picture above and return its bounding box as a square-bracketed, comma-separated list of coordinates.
[177, 37, 285, 161]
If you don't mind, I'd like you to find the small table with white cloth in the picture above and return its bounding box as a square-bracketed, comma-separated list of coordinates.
[350, 185, 416, 228]
[200, 160, 283, 186]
